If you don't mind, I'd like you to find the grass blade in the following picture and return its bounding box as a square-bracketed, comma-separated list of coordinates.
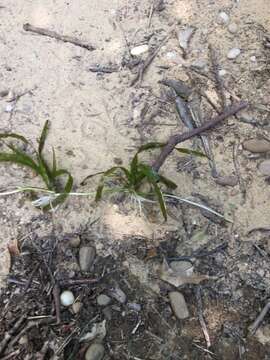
[38, 120, 50, 155]
[0, 152, 40, 173]
[0, 133, 30, 144]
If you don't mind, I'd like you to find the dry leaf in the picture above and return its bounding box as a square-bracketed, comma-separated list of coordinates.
[8, 239, 20, 256]
[160, 259, 213, 287]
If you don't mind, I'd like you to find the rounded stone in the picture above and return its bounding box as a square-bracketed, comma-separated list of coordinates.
[170, 261, 193, 276]
[227, 48, 241, 60]
[169, 291, 189, 320]
[243, 139, 270, 153]
[79, 246, 96, 272]
[228, 22, 238, 34]
[85, 343, 105, 360]
[217, 12, 229, 25]
[97, 294, 111, 306]
[130, 44, 149, 56]
[218, 69, 227, 77]
[60, 290, 75, 307]
[258, 160, 270, 176]
[69, 236, 81, 248]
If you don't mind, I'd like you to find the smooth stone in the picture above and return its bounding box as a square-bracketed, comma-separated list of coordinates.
[72, 301, 83, 314]
[258, 160, 270, 176]
[97, 294, 111, 306]
[109, 287, 127, 304]
[130, 44, 149, 56]
[243, 139, 270, 153]
[60, 290, 75, 307]
[217, 11, 229, 25]
[102, 306, 112, 320]
[191, 59, 207, 70]
[85, 343, 105, 360]
[227, 48, 241, 60]
[169, 291, 189, 320]
[218, 69, 227, 77]
[5, 103, 14, 112]
[69, 235, 81, 248]
[79, 246, 96, 272]
[250, 56, 257, 62]
[215, 175, 238, 187]
[170, 261, 193, 276]
[177, 27, 195, 50]
[228, 22, 238, 34]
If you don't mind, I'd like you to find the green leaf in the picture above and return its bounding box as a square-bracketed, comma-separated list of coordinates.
[0, 151, 39, 173]
[137, 163, 167, 220]
[38, 120, 50, 155]
[52, 147, 57, 176]
[0, 133, 30, 144]
[174, 147, 207, 158]
[95, 182, 104, 201]
[136, 142, 165, 153]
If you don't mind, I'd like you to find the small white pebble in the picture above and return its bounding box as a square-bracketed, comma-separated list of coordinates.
[130, 44, 149, 56]
[218, 69, 227, 76]
[250, 56, 257, 62]
[60, 290, 75, 307]
[217, 11, 230, 25]
[228, 22, 238, 34]
[227, 48, 241, 60]
[5, 103, 14, 113]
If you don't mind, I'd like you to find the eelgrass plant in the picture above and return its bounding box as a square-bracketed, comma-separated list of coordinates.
[82, 142, 207, 221]
[0, 121, 73, 209]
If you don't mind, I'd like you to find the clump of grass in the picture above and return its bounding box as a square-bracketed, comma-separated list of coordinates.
[0, 121, 73, 209]
[82, 142, 206, 220]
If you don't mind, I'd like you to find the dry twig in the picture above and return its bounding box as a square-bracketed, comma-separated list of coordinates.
[152, 102, 248, 171]
[196, 286, 211, 348]
[249, 301, 270, 335]
[23, 23, 95, 51]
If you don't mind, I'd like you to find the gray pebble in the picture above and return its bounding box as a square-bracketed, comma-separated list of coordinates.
[97, 294, 111, 306]
[69, 235, 81, 248]
[243, 139, 270, 153]
[258, 160, 270, 176]
[227, 48, 241, 60]
[215, 175, 238, 187]
[127, 302, 141, 312]
[217, 11, 229, 25]
[191, 59, 207, 70]
[85, 343, 105, 360]
[218, 69, 227, 77]
[79, 246, 96, 272]
[109, 287, 127, 304]
[228, 22, 238, 34]
[102, 306, 112, 320]
[169, 291, 189, 320]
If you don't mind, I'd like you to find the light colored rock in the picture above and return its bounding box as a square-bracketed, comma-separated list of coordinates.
[169, 291, 189, 320]
[250, 56, 257, 62]
[191, 59, 207, 70]
[97, 294, 111, 306]
[69, 235, 81, 248]
[130, 44, 149, 56]
[85, 343, 105, 360]
[255, 325, 270, 345]
[72, 301, 83, 314]
[228, 22, 238, 34]
[217, 11, 230, 25]
[127, 302, 141, 312]
[109, 287, 127, 304]
[218, 69, 227, 77]
[177, 27, 195, 50]
[79, 246, 96, 272]
[227, 48, 241, 60]
[215, 175, 238, 187]
[243, 139, 270, 153]
[258, 160, 270, 176]
[5, 103, 14, 112]
[60, 290, 75, 307]
[170, 261, 193, 276]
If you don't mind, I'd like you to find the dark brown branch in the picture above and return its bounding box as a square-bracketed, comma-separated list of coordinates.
[152, 102, 248, 171]
[23, 23, 95, 51]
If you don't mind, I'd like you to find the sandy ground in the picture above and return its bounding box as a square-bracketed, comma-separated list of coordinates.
[0, 0, 270, 358]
